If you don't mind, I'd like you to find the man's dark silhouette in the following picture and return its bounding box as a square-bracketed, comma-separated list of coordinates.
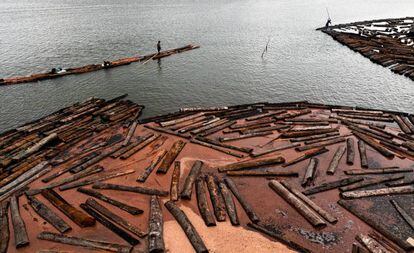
[157, 41, 161, 53]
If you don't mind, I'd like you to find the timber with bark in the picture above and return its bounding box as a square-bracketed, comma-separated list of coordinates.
[160, 112, 204, 127]
[358, 140, 368, 168]
[111, 133, 154, 158]
[226, 169, 298, 177]
[205, 174, 226, 222]
[281, 128, 339, 138]
[190, 119, 228, 135]
[224, 177, 260, 223]
[195, 178, 216, 226]
[77, 188, 143, 215]
[346, 138, 355, 165]
[304, 134, 350, 145]
[219, 131, 273, 142]
[341, 185, 414, 199]
[26, 195, 72, 233]
[392, 115, 412, 134]
[37, 231, 133, 253]
[195, 136, 252, 153]
[269, 180, 326, 227]
[198, 120, 236, 137]
[339, 175, 404, 192]
[356, 234, 393, 253]
[218, 181, 239, 225]
[251, 143, 300, 157]
[122, 121, 138, 146]
[92, 182, 169, 196]
[295, 136, 346, 152]
[352, 131, 395, 159]
[170, 161, 181, 201]
[282, 147, 328, 167]
[12, 133, 58, 161]
[326, 146, 346, 175]
[137, 149, 167, 182]
[144, 125, 190, 139]
[156, 140, 186, 174]
[190, 139, 244, 158]
[181, 161, 203, 199]
[0, 200, 9, 253]
[331, 115, 386, 128]
[344, 167, 413, 175]
[390, 200, 414, 230]
[120, 134, 161, 159]
[217, 156, 285, 172]
[148, 196, 165, 252]
[179, 118, 221, 133]
[10, 195, 29, 248]
[302, 158, 318, 187]
[164, 201, 208, 253]
[303, 177, 364, 195]
[41, 189, 96, 227]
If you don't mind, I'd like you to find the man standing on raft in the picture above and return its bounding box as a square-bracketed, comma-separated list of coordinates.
[157, 41, 161, 53]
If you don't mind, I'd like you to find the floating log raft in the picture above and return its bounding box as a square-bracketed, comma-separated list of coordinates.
[318, 17, 414, 81]
[0, 44, 200, 86]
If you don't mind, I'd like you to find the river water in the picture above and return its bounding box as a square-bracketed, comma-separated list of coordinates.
[0, 0, 413, 132]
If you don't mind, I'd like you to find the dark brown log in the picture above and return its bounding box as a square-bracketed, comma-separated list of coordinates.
[290, 126, 332, 132]
[160, 112, 204, 127]
[224, 177, 260, 223]
[341, 185, 414, 199]
[157, 140, 186, 174]
[195, 136, 253, 153]
[164, 201, 208, 253]
[349, 126, 399, 146]
[181, 161, 203, 199]
[302, 158, 318, 187]
[358, 140, 369, 168]
[269, 180, 326, 227]
[218, 181, 239, 225]
[346, 138, 355, 165]
[122, 121, 138, 146]
[282, 147, 328, 167]
[295, 136, 346, 152]
[37, 231, 132, 253]
[148, 196, 165, 252]
[80, 203, 140, 245]
[245, 110, 286, 121]
[77, 188, 143, 215]
[379, 141, 414, 160]
[190, 119, 228, 134]
[251, 143, 300, 157]
[144, 125, 190, 139]
[10, 195, 29, 248]
[111, 133, 154, 159]
[41, 189, 95, 227]
[352, 131, 394, 159]
[190, 139, 244, 158]
[170, 161, 181, 201]
[281, 128, 339, 138]
[92, 182, 169, 196]
[219, 131, 273, 142]
[195, 178, 216, 226]
[226, 169, 298, 177]
[304, 134, 350, 145]
[386, 178, 414, 187]
[247, 222, 311, 253]
[120, 134, 161, 159]
[26, 195, 71, 233]
[339, 175, 404, 192]
[137, 149, 167, 182]
[344, 167, 413, 175]
[179, 118, 221, 133]
[85, 198, 146, 238]
[274, 109, 312, 120]
[390, 200, 414, 230]
[242, 125, 290, 135]
[12, 133, 58, 161]
[205, 175, 226, 222]
[280, 181, 337, 224]
[0, 200, 9, 253]
[230, 118, 275, 130]
[326, 145, 346, 175]
[303, 177, 364, 195]
[168, 115, 209, 131]
[217, 156, 285, 172]
[198, 120, 236, 137]
[331, 115, 386, 128]
[338, 113, 394, 122]
[392, 115, 412, 134]
[356, 234, 392, 253]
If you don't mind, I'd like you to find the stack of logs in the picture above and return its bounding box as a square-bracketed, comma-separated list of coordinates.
[1, 97, 414, 253]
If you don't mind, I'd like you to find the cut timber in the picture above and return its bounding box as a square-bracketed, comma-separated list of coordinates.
[144, 125, 190, 139]
[195, 178, 216, 226]
[340, 185, 414, 199]
[10, 195, 29, 248]
[77, 188, 143, 215]
[190, 139, 244, 158]
[164, 201, 208, 253]
[122, 121, 138, 146]
[390, 200, 414, 230]
[302, 158, 318, 187]
[181, 161, 203, 199]
[289, 132, 339, 142]
[224, 177, 260, 223]
[12, 133, 58, 161]
[219, 131, 273, 142]
[326, 146, 346, 175]
[215, 182, 239, 226]
[160, 112, 204, 127]
[352, 131, 394, 159]
[26, 195, 72, 233]
[282, 147, 328, 167]
[148, 196, 165, 253]
[37, 231, 132, 253]
[170, 161, 181, 201]
[92, 182, 168, 196]
[358, 140, 369, 168]
[339, 175, 404, 192]
[41, 189, 95, 227]
[251, 143, 300, 158]
[344, 167, 413, 175]
[156, 140, 186, 174]
[281, 128, 339, 138]
[268, 180, 326, 227]
[295, 136, 346, 152]
[205, 174, 226, 222]
[198, 120, 236, 137]
[0, 201, 9, 253]
[195, 136, 252, 153]
[112, 133, 155, 158]
[356, 234, 392, 253]
[120, 134, 161, 159]
[303, 177, 364, 195]
[137, 149, 167, 182]
[226, 169, 298, 177]
[347, 138, 355, 165]
[217, 156, 285, 172]
[392, 115, 412, 134]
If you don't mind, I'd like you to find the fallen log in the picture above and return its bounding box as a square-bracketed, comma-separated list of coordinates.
[347, 138, 355, 165]
[218, 181, 239, 226]
[157, 140, 186, 174]
[190, 139, 244, 158]
[170, 161, 181, 201]
[190, 119, 228, 135]
[390, 200, 414, 230]
[219, 131, 273, 142]
[281, 128, 339, 138]
[0, 201, 10, 253]
[282, 147, 328, 167]
[331, 115, 386, 128]
[217, 156, 285, 172]
[338, 113, 394, 122]
[303, 177, 364, 195]
[302, 158, 318, 187]
[304, 134, 349, 145]
[386, 178, 414, 187]
[26, 195, 72, 233]
[224, 177, 260, 223]
[392, 115, 412, 134]
[339, 175, 404, 192]
[181, 161, 204, 199]
[164, 201, 208, 253]
[37, 231, 132, 253]
[341, 185, 414, 199]
[92, 182, 169, 196]
[356, 234, 392, 253]
[205, 175, 226, 222]
[10, 195, 29, 248]
[160, 112, 204, 127]
[111, 133, 154, 158]
[269, 180, 326, 227]
[179, 118, 221, 133]
[144, 125, 190, 139]
[41, 189, 95, 227]
[120, 134, 161, 159]
[77, 188, 143, 215]
[352, 131, 394, 159]
[198, 120, 236, 137]
[195, 178, 216, 226]
[12, 133, 58, 161]
[148, 196, 165, 252]
[226, 169, 298, 177]
[344, 167, 413, 175]
[137, 149, 167, 182]
[290, 125, 332, 132]
[122, 121, 138, 146]
[245, 110, 286, 121]
[195, 136, 253, 153]
[295, 136, 346, 152]
[358, 140, 369, 168]
[251, 143, 300, 158]
[326, 146, 346, 175]
[242, 124, 290, 135]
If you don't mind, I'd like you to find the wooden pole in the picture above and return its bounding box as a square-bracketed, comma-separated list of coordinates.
[346, 138, 355, 165]
[219, 131, 273, 142]
[148, 196, 165, 252]
[122, 121, 138, 146]
[251, 143, 300, 158]
[352, 131, 394, 159]
[92, 182, 169, 196]
[181, 161, 203, 199]
[282, 147, 328, 167]
[226, 169, 298, 177]
[390, 200, 414, 230]
[190, 139, 245, 158]
[303, 177, 364, 195]
[217, 156, 285, 172]
[137, 149, 167, 182]
[344, 167, 413, 175]
[341, 185, 414, 199]
[326, 146, 346, 175]
[195, 136, 253, 153]
[157, 140, 186, 174]
[218, 181, 239, 225]
[10, 195, 29, 248]
[339, 175, 404, 192]
[295, 136, 346, 152]
[170, 161, 181, 201]
[120, 134, 161, 159]
[358, 140, 368, 168]
[195, 178, 216, 226]
[0, 200, 10, 253]
[302, 158, 318, 187]
[205, 175, 226, 222]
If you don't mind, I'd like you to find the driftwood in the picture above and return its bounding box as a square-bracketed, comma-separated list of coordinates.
[282, 147, 328, 167]
[0, 200, 9, 253]
[164, 201, 208, 253]
[218, 181, 239, 225]
[170, 161, 181, 201]
[190, 139, 244, 158]
[226, 169, 298, 177]
[148, 196, 165, 252]
[269, 180, 326, 227]
[295, 136, 346, 152]
[181, 161, 203, 199]
[356, 234, 393, 253]
[41, 189, 95, 227]
[137, 149, 167, 182]
[224, 177, 260, 223]
[37, 231, 132, 253]
[344, 167, 413, 175]
[251, 143, 300, 158]
[326, 146, 346, 175]
[195, 178, 216, 226]
[303, 177, 364, 195]
[157, 140, 186, 174]
[92, 182, 169, 196]
[346, 138, 355, 165]
[358, 140, 368, 168]
[217, 156, 285, 172]
[390, 200, 414, 230]
[302, 158, 318, 187]
[339, 175, 404, 192]
[77, 188, 143, 215]
[205, 175, 226, 222]
[341, 185, 414, 199]
[10, 195, 29, 248]
[26, 195, 72, 233]
[120, 134, 161, 159]
[195, 136, 252, 153]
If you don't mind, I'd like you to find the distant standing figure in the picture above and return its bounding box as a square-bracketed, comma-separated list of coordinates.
[325, 18, 332, 27]
[157, 41, 161, 53]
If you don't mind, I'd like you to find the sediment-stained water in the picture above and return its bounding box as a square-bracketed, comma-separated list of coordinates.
[0, 0, 413, 131]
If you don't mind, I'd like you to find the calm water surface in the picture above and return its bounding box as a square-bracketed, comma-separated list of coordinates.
[0, 0, 413, 132]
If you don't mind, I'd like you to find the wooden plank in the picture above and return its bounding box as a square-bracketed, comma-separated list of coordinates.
[92, 183, 169, 196]
[217, 156, 285, 172]
[157, 140, 186, 174]
[195, 178, 216, 226]
[148, 196, 165, 252]
[181, 161, 203, 199]
[303, 177, 364, 195]
[137, 149, 167, 183]
[170, 161, 181, 201]
[10, 195, 29, 248]
[0, 200, 10, 253]
[341, 185, 414, 199]
[326, 146, 346, 175]
[205, 175, 226, 222]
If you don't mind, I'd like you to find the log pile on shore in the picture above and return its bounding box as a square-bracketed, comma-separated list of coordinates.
[1, 96, 414, 252]
[318, 17, 414, 81]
